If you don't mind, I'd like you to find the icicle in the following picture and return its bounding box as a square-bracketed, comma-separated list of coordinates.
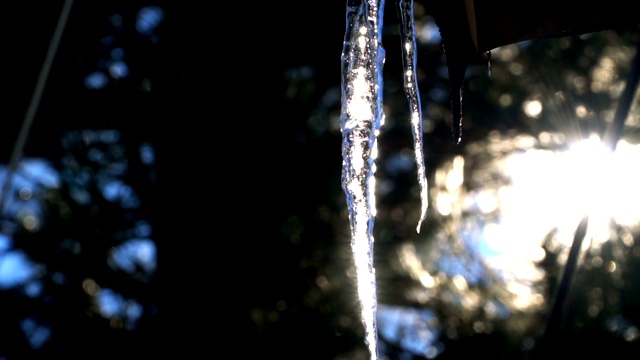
[397, 0, 428, 233]
[427, 2, 474, 144]
[453, 87, 463, 144]
[340, 1, 385, 359]
[487, 50, 492, 79]
[442, 42, 467, 145]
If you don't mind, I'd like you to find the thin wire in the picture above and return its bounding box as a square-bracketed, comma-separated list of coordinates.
[0, 0, 75, 220]
[603, 37, 640, 151]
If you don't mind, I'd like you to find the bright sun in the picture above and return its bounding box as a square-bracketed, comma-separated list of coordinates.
[431, 133, 640, 310]
[497, 135, 640, 248]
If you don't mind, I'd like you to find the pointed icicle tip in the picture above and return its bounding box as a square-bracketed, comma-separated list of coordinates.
[415, 193, 428, 233]
[451, 87, 463, 144]
[452, 114, 462, 144]
[453, 129, 462, 145]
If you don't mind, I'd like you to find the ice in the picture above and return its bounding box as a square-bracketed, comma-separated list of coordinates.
[340, 0, 385, 359]
[340, 0, 428, 358]
[397, 0, 428, 233]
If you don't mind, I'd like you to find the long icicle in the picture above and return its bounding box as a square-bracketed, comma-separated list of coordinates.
[397, 0, 428, 233]
[340, 1, 385, 359]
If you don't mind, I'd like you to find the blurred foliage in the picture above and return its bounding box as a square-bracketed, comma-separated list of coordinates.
[0, 2, 165, 358]
[253, 3, 640, 359]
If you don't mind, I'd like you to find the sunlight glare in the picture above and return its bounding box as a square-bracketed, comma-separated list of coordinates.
[475, 133, 640, 270]
[456, 134, 640, 311]
[496, 134, 639, 247]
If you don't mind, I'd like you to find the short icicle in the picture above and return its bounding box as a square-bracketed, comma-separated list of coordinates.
[339, 0, 385, 359]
